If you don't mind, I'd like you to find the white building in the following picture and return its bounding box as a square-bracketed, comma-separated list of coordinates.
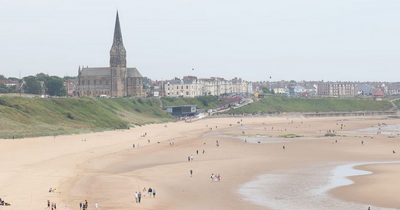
[163, 76, 253, 98]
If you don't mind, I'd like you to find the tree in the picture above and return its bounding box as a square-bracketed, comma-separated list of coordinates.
[63, 76, 77, 80]
[262, 87, 271, 94]
[0, 83, 17, 93]
[0, 75, 5, 80]
[45, 76, 66, 96]
[8, 77, 19, 81]
[24, 76, 42, 94]
[143, 77, 151, 90]
[0, 83, 7, 93]
[36, 73, 48, 81]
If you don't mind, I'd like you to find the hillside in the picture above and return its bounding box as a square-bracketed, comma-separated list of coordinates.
[226, 96, 393, 114]
[160, 96, 225, 110]
[0, 97, 173, 139]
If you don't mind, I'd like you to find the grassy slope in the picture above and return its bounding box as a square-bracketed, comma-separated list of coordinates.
[161, 96, 224, 110]
[394, 100, 400, 110]
[227, 96, 393, 114]
[0, 97, 173, 139]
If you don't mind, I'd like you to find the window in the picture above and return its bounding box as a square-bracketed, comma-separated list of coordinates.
[94, 80, 96, 85]
[181, 86, 183, 89]
[186, 91, 189, 95]
[106, 80, 108, 85]
[186, 86, 188, 89]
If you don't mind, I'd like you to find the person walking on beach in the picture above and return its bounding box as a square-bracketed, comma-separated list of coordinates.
[283, 146, 285, 150]
[362, 140, 364, 145]
[79, 202, 82, 210]
[152, 189, 156, 198]
[135, 192, 138, 203]
[143, 187, 147, 197]
[148, 188, 153, 197]
[196, 150, 198, 155]
[188, 156, 190, 162]
[203, 150, 205, 154]
[211, 173, 214, 182]
[47, 200, 50, 209]
[190, 169, 193, 177]
[138, 192, 142, 203]
[94, 202, 98, 210]
[190, 155, 194, 161]
[217, 174, 221, 182]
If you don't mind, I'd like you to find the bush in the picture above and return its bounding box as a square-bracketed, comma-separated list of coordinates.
[66, 112, 74, 120]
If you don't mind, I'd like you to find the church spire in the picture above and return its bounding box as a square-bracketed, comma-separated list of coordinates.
[113, 11, 124, 46]
[110, 11, 126, 68]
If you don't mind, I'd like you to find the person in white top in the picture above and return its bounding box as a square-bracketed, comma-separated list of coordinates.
[94, 202, 98, 209]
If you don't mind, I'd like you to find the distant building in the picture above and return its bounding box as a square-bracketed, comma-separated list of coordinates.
[357, 83, 374, 96]
[76, 12, 143, 97]
[273, 87, 287, 95]
[372, 89, 385, 97]
[317, 83, 357, 97]
[166, 105, 197, 117]
[165, 78, 200, 97]
[163, 76, 253, 98]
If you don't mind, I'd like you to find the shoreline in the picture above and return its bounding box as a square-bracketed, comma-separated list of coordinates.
[331, 162, 400, 209]
[238, 161, 400, 210]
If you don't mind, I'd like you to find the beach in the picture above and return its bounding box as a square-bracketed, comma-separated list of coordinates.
[1, 116, 400, 210]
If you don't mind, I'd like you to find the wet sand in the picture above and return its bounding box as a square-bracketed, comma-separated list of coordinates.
[1, 116, 400, 210]
[331, 163, 400, 209]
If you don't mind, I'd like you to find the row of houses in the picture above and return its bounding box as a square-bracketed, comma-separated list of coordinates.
[254, 81, 400, 98]
[152, 76, 253, 98]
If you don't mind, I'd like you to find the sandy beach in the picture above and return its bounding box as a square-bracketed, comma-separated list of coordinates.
[1, 116, 400, 210]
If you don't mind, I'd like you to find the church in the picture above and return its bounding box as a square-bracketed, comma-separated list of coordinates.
[77, 12, 143, 97]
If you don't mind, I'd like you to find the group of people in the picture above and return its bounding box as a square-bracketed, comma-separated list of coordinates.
[47, 200, 57, 210]
[196, 149, 205, 154]
[210, 173, 221, 182]
[135, 187, 156, 203]
[79, 200, 95, 210]
[48, 187, 61, 193]
[0, 198, 10, 206]
[187, 155, 194, 161]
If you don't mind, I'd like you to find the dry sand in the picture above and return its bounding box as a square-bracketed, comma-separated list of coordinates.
[1, 116, 400, 210]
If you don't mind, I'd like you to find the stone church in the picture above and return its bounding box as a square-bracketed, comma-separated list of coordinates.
[77, 12, 143, 97]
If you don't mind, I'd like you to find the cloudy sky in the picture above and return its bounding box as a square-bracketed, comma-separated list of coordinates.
[1, 0, 399, 82]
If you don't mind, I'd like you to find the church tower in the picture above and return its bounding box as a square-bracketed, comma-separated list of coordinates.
[110, 11, 127, 97]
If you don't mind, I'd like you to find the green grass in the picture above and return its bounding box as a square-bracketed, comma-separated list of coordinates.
[394, 100, 400, 110]
[227, 96, 393, 114]
[0, 97, 173, 139]
[161, 96, 224, 110]
[279, 134, 303, 138]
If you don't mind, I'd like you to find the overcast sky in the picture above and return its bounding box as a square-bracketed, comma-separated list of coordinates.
[1, 0, 399, 82]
